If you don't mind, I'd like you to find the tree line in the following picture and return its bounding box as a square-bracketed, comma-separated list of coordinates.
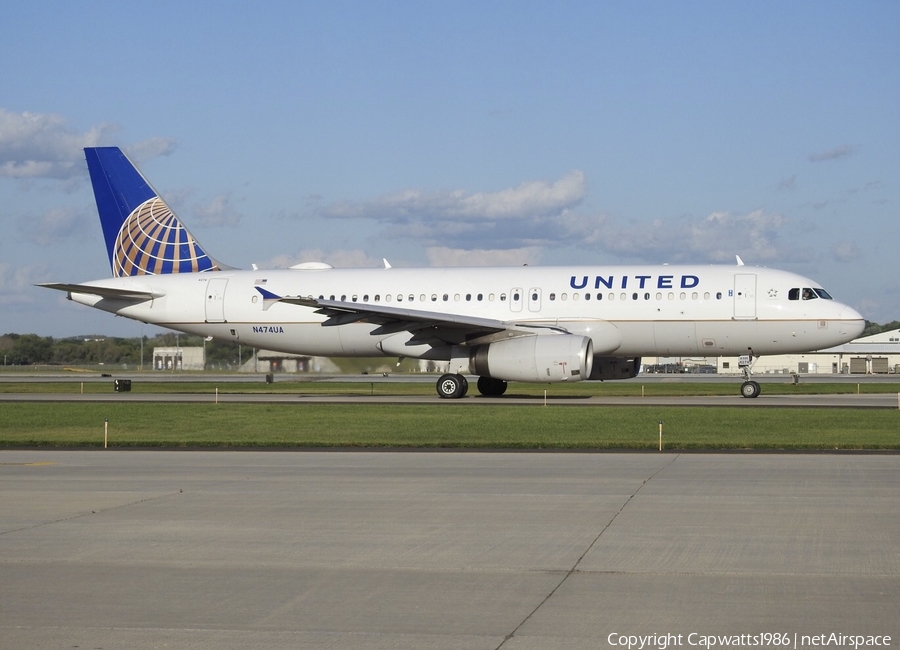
[0, 332, 244, 369]
[2, 320, 898, 369]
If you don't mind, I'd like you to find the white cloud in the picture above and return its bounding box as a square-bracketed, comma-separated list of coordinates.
[808, 144, 856, 163]
[0, 262, 49, 305]
[777, 175, 797, 191]
[320, 170, 586, 224]
[125, 137, 177, 163]
[262, 249, 385, 269]
[559, 209, 805, 264]
[302, 171, 803, 266]
[425, 246, 542, 267]
[0, 108, 175, 180]
[831, 239, 861, 263]
[16, 207, 91, 246]
[193, 193, 242, 227]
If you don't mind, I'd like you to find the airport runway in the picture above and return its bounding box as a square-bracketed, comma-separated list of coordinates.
[2, 451, 898, 649]
[1, 391, 898, 407]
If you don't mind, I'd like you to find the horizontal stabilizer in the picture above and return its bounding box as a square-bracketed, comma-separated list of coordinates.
[37, 283, 159, 301]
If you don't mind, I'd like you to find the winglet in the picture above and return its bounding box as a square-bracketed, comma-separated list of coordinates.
[735, 255, 745, 266]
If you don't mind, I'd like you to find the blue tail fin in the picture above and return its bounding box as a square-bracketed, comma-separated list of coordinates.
[85, 147, 225, 277]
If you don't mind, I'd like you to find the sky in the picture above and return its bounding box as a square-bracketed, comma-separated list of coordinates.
[1, 1, 898, 338]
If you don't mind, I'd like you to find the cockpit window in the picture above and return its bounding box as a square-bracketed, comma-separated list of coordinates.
[789, 287, 829, 300]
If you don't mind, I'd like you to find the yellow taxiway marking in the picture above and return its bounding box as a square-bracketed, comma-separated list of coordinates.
[0, 462, 58, 466]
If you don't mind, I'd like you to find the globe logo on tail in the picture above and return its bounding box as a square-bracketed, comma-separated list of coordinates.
[113, 198, 219, 276]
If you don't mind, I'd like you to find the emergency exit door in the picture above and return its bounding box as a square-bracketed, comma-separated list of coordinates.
[205, 278, 228, 322]
[733, 274, 756, 319]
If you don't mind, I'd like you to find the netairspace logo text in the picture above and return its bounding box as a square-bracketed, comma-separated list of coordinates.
[607, 633, 892, 650]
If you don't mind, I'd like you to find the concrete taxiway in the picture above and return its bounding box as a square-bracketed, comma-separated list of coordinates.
[1, 391, 898, 407]
[1, 451, 898, 649]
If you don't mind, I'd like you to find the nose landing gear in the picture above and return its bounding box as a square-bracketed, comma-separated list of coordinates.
[739, 352, 760, 398]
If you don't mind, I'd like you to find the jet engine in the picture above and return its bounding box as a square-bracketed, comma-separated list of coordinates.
[468, 335, 594, 383]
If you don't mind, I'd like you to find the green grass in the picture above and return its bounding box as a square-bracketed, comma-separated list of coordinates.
[1, 403, 898, 449]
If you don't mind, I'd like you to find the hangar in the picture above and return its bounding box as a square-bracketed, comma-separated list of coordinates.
[643, 329, 900, 376]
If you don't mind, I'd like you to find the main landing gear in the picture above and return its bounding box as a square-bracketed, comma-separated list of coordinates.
[436, 373, 468, 399]
[435, 375, 509, 399]
[739, 352, 760, 398]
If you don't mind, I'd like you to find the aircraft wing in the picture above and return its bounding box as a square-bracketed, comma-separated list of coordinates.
[37, 283, 159, 301]
[256, 287, 563, 344]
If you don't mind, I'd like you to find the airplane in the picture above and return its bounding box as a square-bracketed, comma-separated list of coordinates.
[40, 147, 866, 399]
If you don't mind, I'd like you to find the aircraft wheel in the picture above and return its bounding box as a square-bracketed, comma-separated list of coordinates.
[740, 381, 761, 398]
[477, 376, 508, 397]
[437, 373, 465, 399]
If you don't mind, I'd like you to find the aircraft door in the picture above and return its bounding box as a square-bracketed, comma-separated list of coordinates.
[527, 287, 542, 312]
[510, 287, 523, 312]
[733, 274, 757, 319]
[205, 278, 228, 322]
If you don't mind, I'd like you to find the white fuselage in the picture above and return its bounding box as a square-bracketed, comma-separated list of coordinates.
[69, 264, 865, 360]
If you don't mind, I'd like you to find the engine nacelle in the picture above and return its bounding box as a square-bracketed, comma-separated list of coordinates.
[588, 356, 641, 380]
[468, 335, 594, 383]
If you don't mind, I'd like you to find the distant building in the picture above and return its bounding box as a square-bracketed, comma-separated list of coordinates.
[716, 329, 900, 375]
[640, 329, 900, 376]
[152, 346, 205, 371]
[238, 350, 340, 373]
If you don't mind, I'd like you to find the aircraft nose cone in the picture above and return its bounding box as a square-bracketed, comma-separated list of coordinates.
[839, 305, 866, 339]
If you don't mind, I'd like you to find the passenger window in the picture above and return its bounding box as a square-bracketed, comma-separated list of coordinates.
[549, 293, 556, 301]
[352, 295, 358, 302]
[716, 292, 722, 300]
[431, 294, 437, 301]
[341, 295, 346, 301]
[620, 293, 627, 301]
[632, 293, 638, 300]
[692, 292, 698, 300]
[443, 294, 448, 301]
[703, 292, 710, 300]
[561, 293, 567, 301]
[655, 292, 662, 300]
[396, 295, 402, 302]
[680, 292, 686, 300]
[584, 293, 590, 301]
[329, 295, 335, 301]
[500, 293, 506, 301]
[375, 295, 381, 302]
[363, 294, 369, 302]
[597, 293, 603, 300]
[644, 292, 650, 300]
[409, 294, 415, 302]
[573, 293, 579, 301]
[466, 294, 471, 301]
[489, 293, 495, 301]
[454, 294, 460, 301]
[478, 293, 483, 301]
[668, 292, 674, 300]
[420, 294, 426, 302]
